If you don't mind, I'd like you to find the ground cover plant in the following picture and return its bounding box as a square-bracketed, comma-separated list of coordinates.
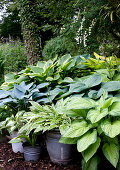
[0, 53, 120, 169]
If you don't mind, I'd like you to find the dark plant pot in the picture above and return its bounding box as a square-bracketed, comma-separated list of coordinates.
[46, 129, 75, 165]
[23, 145, 41, 161]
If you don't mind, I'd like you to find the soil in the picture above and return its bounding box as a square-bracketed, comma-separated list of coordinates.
[0, 141, 82, 170]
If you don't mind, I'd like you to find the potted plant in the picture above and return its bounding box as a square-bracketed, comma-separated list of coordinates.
[0, 111, 26, 152]
[9, 130, 42, 161]
[0, 81, 47, 152]
[19, 100, 76, 165]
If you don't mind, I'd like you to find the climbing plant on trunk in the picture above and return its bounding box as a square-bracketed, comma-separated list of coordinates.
[19, 0, 42, 65]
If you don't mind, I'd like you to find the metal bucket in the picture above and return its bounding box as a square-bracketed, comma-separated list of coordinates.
[23, 146, 41, 161]
[46, 130, 75, 165]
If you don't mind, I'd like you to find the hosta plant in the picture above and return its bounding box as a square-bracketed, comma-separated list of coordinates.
[0, 81, 49, 114]
[0, 111, 25, 134]
[59, 92, 120, 169]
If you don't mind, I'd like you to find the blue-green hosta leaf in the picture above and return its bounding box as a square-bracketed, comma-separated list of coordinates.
[37, 83, 49, 89]
[109, 102, 120, 116]
[77, 130, 97, 152]
[101, 119, 120, 138]
[66, 97, 96, 110]
[83, 74, 102, 88]
[11, 86, 25, 99]
[0, 90, 9, 98]
[102, 81, 120, 92]
[82, 155, 100, 170]
[21, 82, 34, 91]
[88, 88, 104, 99]
[37, 98, 50, 104]
[69, 82, 87, 93]
[87, 108, 108, 123]
[103, 142, 119, 167]
[49, 88, 64, 100]
[82, 137, 101, 162]
[62, 120, 92, 138]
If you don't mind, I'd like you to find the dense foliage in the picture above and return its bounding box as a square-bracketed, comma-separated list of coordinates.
[0, 0, 119, 63]
[0, 41, 27, 74]
[0, 52, 120, 169]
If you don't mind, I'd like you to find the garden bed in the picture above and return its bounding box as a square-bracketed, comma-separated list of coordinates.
[0, 141, 81, 170]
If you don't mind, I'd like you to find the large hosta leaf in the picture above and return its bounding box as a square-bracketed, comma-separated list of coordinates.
[82, 137, 101, 162]
[102, 81, 120, 92]
[30, 66, 44, 74]
[109, 102, 120, 116]
[59, 137, 78, 144]
[103, 142, 119, 167]
[87, 108, 108, 123]
[77, 130, 97, 152]
[62, 120, 91, 138]
[66, 97, 96, 110]
[101, 119, 120, 138]
[69, 82, 87, 93]
[83, 74, 102, 88]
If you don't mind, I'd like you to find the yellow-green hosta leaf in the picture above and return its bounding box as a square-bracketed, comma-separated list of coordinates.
[101, 119, 120, 138]
[66, 97, 96, 110]
[82, 137, 101, 162]
[87, 108, 108, 123]
[62, 120, 92, 138]
[109, 102, 120, 116]
[30, 66, 44, 74]
[59, 137, 78, 144]
[103, 142, 119, 167]
[77, 130, 97, 152]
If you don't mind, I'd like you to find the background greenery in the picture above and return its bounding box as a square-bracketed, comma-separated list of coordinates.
[0, 41, 27, 77]
[0, 0, 119, 64]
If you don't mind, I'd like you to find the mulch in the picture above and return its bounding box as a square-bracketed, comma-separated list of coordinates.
[0, 141, 82, 170]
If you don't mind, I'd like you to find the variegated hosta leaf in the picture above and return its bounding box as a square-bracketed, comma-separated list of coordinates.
[62, 120, 92, 138]
[77, 130, 97, 152]
[87, 108, 108, 123]
[30, 101, 44, 112]
[101, 119, 120, 138]
[103, 142, 119, 167]
[82, 137, 101, 162]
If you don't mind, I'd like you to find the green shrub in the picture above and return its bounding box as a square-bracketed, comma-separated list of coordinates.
[42, 36, 79, 60]
[0, 41, 28, 74]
